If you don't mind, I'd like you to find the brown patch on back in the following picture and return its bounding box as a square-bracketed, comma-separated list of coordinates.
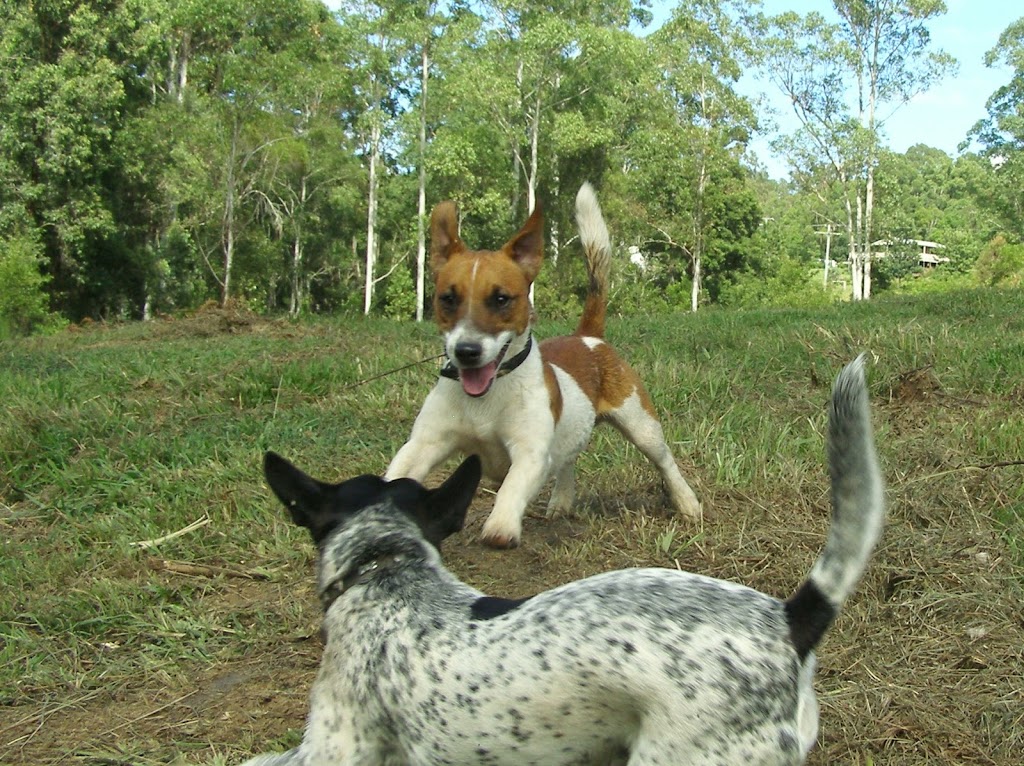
[543, 362, 564, 423]
[540, 337, 657, 418]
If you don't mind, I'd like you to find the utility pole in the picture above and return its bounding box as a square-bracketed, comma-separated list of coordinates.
[814, 220, 839, 290]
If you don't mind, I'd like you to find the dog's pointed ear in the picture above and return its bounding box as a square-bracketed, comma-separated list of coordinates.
[263, 452, 347, 544]
[503, 203, 544, 284]
[430, 201, 464, 274]
[419, 455, 482, 544]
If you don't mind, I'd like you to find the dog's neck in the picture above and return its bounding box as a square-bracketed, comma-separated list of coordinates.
[439, 333, 534, 382]
[320, 552, 406, 612]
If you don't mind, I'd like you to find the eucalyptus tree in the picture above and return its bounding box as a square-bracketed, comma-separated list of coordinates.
[258, 8, 360, 316]
[404, 0, 450, 321]
[969, 16, 1024, 242]
[759, 0, 955, 300]
[615, 0, 759, 311]
[431, 0, 648, 230]
[334, 0, 416, 315]
[176, 0, 339, 307]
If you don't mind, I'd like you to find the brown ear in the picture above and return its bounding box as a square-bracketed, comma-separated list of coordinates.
[430, 201, 463, 274]
[503, 203, 544, 283]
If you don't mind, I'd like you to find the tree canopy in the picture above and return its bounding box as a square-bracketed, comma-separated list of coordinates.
[0, 1, 1019, 333]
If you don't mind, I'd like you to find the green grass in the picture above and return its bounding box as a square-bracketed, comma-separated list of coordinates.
[1, 290, 1022, 764]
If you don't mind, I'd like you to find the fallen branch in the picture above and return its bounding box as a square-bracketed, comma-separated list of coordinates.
[146, 557, 269, 580]
[130, 515, 211, 549]
[905, 459, 1024, 485]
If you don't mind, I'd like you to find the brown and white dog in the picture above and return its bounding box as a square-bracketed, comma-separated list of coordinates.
[386, 183, 701, 548]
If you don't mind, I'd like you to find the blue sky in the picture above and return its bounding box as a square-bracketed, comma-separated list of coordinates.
[724, 0, 1017, 177]
[326, 0, 1017, 177]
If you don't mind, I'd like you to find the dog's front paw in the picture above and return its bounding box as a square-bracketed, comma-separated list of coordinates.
[667, 480, 703, 521]
[673, 492, 703, 521]
[479, 517, 522, 549]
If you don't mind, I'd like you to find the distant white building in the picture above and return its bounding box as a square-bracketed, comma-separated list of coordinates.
[871, 239, 950, 268]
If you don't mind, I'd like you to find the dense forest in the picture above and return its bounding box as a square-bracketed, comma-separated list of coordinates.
[1, 0, 1022, 335]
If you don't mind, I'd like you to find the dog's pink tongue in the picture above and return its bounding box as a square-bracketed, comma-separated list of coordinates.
[460, 362, 498, 397]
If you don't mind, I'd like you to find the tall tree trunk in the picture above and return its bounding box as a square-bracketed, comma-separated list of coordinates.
[691, 148, 707, 313]
[289, 238, 302, 315]
[220, 121, 238, 308]
[550, 71, 561, 266]
[690, 255, 702, 313]
[527, 90, 540, 215]
[691, 81, 710, 313]
[363, 106, 380, 315]
[177, 32, 189, 104]
[289, 174, 308, 316]
[855, 191, 865, 300]
[222, 208, 234, 307]
[823, 222, 833, 288]
[862, 68, 879, 301]
[843, 173, 860, 301]
[168, 32, 189, 103]
[416, 44, 429, 322]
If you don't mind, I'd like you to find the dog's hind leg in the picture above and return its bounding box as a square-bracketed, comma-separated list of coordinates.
[605, 391, 702, 520]
[546, 461, 576, 517]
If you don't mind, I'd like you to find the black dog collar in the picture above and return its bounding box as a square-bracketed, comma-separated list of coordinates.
[439, 335, 533, 382]
[320, 553, 405, 612]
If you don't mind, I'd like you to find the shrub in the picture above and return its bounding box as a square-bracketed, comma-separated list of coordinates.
[383, 263, 417, 320]
[891, 268, 977, 296]
[0, 233, 62, 337]
[718, 255, 841, 309]
[975, 235, 1024, 288]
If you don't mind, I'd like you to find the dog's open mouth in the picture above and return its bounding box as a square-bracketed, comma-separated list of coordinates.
[459, 362, 499, 397]
[457, 341, 512, 397]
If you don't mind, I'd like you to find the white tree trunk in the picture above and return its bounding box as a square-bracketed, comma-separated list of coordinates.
[289, 174, 308, 316]
[690, 78, 712, 313]
[177, 32, 189, 104]
[823, 222, 832, 288]
[690, 256, 701, 313]
[363, 115, 380, 315]
[416, 45, 429, 322]
[289, 237, 303, 316]
[844, 177, 860, 301]
[526, 87, 540, 303]
[527, 91, 540, 214]
[220, 121, 238, 308]
[863, 135, 877, 300]
[855, 192, 865, 301]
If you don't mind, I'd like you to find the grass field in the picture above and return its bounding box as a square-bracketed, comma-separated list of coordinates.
[1, 289, 1023, 765]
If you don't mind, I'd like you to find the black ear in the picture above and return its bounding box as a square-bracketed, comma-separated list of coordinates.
[263, 451, 368, 544]
[417, 455, 482, 544]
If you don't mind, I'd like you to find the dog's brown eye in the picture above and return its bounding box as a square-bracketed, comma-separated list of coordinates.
[438, 289, 459, 312]
[487, 291, 513, 311]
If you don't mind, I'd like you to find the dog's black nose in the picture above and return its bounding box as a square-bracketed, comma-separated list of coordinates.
[454, 341, 483, 366]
